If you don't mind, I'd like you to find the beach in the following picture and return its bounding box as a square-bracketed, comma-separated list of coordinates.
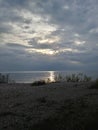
[0, 82, 98, 130]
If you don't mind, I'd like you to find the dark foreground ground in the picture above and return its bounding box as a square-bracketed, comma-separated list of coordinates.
[0, 82, 98, 130]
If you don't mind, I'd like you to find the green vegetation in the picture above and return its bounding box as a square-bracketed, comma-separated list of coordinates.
[0, 73, 9, 83]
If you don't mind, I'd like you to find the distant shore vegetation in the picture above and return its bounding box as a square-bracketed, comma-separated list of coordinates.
[0, 72, 98, 89]
[31, 73, 98, 89]
[32, 73, 93, 86]
[0, 73, 9, 83]
[54, 73, 92, 82]
[0, 73, 15, 83]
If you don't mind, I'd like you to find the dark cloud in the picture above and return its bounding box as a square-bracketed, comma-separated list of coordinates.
[34, 44, 52, 49]
[0, 24, 13, 33]
[0, 0, 28, 8]
[6, 43, 28, 48]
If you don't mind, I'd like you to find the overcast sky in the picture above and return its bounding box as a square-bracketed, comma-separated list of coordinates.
[0, 0, 98, 72]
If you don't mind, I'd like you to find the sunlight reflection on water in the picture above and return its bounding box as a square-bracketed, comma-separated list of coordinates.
[1, 71, 98, 83]
[49, 71, 55, 82]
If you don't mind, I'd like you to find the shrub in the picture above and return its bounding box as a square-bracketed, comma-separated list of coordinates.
[90, 78, 98, 89]
[83, 74, 92, 82]
[54, 73, 92, 82]
[54, 74, 64, 82]
[95, 79, 98, 87]
[65, 73, 80, 82]
[31, 80, 46, 86]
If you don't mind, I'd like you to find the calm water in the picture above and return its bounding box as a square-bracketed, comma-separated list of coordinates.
[1, 71, 98, 83]
[1, 71, 59, 83]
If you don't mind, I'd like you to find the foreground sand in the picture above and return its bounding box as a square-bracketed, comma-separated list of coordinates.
[0, 82, 98, 130]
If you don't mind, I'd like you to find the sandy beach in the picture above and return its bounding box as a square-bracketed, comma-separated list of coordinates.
[0, 82, 98, 130]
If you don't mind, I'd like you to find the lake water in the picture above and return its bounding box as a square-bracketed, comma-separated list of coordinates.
[1, 71, 98, 83]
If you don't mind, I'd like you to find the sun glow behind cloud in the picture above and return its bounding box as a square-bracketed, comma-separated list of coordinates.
[38, 36, 60, 44]
[27, 48, 58, 55]
[74, 40, 86, 45]
[26, 47, 83, 56]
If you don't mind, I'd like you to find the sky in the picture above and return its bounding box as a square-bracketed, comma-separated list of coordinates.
[0, 0, 98, 72]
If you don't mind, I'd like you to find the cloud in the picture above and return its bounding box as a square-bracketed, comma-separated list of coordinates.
[6, 43, 28, 48]
[0, 0, 98, 73]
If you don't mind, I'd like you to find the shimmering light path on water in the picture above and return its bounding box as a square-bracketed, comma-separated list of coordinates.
[1, 71, 98, 83]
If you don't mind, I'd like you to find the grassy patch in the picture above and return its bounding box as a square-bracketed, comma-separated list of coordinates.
[36, 96, 47, 103]
[31, 97, 98, 130]
[0, 111, 25, 117]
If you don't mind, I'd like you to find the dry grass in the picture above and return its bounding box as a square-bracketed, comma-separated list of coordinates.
[32, 97, 98, 130]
